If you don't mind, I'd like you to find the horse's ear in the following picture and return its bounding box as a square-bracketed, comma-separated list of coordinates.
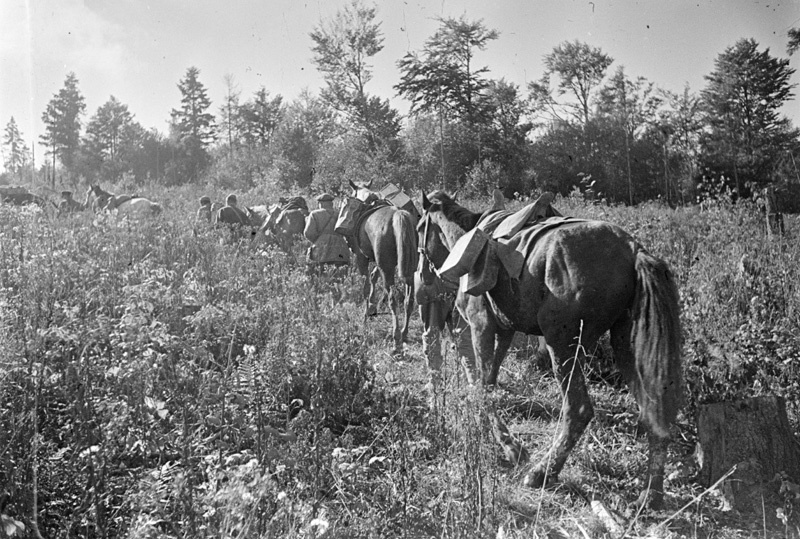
[349, 180, 358, 191]
[365, 179, 373, 189]
[422, 192, 431, 211]
[452, 190, 460, 202]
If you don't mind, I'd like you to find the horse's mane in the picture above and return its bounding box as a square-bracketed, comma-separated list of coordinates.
[428, 191, 482, 231]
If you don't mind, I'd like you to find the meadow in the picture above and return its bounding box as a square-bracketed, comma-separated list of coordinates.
[1, 184, 799, 538]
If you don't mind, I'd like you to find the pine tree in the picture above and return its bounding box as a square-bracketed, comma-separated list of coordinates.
[170, 67, 215, 181]
[80, 96, 138, 182]
[219, 74, 243, 158]
[3, 117, 31, 181]
[171, 67, 215, 144]
[40, 72, 86, 179]
[240, 87, 284, 147]
[700, 38, 797, 195]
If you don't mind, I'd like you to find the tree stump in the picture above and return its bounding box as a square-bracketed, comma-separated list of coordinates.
[697, 396, 800, 510]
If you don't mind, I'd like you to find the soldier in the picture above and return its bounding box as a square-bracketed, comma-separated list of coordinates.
[196, 196, 213, 222]
[304, 193, 350, 271]
[58, 191, 83, 214]
[215, 194, 252, 241]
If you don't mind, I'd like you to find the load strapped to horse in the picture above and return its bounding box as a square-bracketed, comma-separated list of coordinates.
[254, 196, 309, 249]
[0, 185, 46, 207]
[336, 180, 419, 355]
[85, 184, 162, 218]
[418, 190, 683, 509]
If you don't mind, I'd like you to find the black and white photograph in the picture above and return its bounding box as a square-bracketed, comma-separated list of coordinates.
[1, 1, 800, 537]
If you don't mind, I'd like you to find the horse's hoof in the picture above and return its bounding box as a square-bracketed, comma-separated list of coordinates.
[522, 468, 559, 489]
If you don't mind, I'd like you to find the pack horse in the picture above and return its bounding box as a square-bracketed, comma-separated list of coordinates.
[338, 181, 418, 355]
[85, 185, 162, 218]
[418, 191, 683, 508]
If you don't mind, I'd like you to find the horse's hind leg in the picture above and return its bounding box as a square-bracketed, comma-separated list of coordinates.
[610, 315, 667, 509]
[362, 266, 380, 318]
[487, 329, 515, 386]
[382, 271, 405, 355]
[400, 283, 414, 343]
[523, 337, 594, 489]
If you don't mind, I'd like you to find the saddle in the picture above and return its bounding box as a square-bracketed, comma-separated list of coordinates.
[439, 193, 581, 296]
[278, 196, 309, 215]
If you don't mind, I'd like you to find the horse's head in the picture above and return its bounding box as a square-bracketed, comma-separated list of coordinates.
[417, 191, 464, 275]
[348, 179, 377, 203]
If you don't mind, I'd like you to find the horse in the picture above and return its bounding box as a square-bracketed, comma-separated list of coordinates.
[0, 186, 47, 208]
[343, 180, 418, 355]
[254, 198, 309, 250]
[418, 191, 683, 509]
[85, 185, 162, 218]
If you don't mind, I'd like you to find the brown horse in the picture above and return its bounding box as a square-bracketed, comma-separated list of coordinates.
[344, 180, 418, 355]
[418, 191, 683, 508]
[85, 185, 162, 218]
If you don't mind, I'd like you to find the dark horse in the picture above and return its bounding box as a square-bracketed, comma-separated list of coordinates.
[346, 180, 418, 355]
[419, 191, 683, 508]
[253, 199, 309, 250]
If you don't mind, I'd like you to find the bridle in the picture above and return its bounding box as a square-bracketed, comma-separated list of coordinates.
[417, 210, 459, 290]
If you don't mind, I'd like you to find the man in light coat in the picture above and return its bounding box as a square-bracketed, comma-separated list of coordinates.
[304, 193, 350, 270]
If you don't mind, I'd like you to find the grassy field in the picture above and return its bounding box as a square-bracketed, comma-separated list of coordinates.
[1, 185, 799, 538]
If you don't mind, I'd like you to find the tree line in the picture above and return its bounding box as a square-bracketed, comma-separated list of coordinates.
[2, 0, 799, 205]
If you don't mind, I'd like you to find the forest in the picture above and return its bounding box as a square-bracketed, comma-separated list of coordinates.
[2, 5, 800, 208]
[2, 3, 800, 538]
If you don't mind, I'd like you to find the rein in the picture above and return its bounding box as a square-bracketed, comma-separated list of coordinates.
[418, 211, 459, 290]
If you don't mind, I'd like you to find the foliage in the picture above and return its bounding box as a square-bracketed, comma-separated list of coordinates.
[396, 15, 498, 125]
[76, 96, 142, 183]
[787, 27, 800, 56]
[169, 67, 216, 183]
[530, 40, 613, 126]
[218, 74, 244, 159]
[239, 87, 284, 149]
[310, 0, 400, 150]
[273, 91, 339, 189]
[699, 38, 798, 196]
[2, 117, 30, 180]
[40, 72, 86, 178]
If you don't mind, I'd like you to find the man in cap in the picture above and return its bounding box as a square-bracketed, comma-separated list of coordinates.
[58, 190, 84, 214]
[196, 196, 213, 222]
[304, 193, 350, 270]
[215, 194, 253, 241]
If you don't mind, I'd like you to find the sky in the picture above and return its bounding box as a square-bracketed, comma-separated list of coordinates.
[1, 0, 799, 165]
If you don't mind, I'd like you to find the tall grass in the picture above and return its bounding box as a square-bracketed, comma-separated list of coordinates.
[1, 188, 798, 538]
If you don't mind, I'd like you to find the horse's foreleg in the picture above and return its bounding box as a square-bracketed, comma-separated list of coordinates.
[524, 340, 594, 489]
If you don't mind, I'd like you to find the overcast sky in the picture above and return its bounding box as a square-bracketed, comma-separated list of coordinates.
[1, 0, 799, 161]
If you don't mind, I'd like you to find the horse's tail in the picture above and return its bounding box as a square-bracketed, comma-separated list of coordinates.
[631, 249, 683, 438]
[393, 210, 418, 285]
